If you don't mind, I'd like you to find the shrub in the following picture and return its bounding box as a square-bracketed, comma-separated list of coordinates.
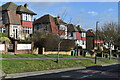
[0, 32, 8, 37]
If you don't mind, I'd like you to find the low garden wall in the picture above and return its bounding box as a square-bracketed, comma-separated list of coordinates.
[42, 48, 71, 55]
[0, 44, 6, 53]
[15, 44, 32, 54]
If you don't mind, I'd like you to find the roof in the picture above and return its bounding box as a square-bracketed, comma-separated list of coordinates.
[17, 5, 36, 15]
[54, 17, 67, 25]
[2, 2, 18, 11]
[34, 14, 55, 24]
[8, 10, 21, 25]
[86, 29, 96, 36]
[2, 2, 36, 15]
[67, 24, 78, 32]
[76, 26, 86, 32]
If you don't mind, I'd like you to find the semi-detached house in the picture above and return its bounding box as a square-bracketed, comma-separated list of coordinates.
[33, 14, 67, 39]
[67, 24, 86, 49]
[0, 2, 36, 40]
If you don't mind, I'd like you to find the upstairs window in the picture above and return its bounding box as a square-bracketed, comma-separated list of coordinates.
[81, 33, 86, 37]
[22, 13, 33, 21]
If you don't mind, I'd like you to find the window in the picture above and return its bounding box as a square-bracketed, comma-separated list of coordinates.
[44, 26, 47, 30]
[71, 33, 73, 37]
[22, 27, 32, 34]
[22, 13, 33, 21]
[82, 41, 86, 45]
[81, 33, 86, 37]
[1, 27, 6, 33]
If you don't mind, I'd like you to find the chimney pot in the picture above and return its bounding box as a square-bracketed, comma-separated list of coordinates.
[24, 3, 28, 9]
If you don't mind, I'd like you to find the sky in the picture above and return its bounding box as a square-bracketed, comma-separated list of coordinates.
[0, 1, 118, 30]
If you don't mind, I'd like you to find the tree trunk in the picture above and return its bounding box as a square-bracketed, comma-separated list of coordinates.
[109, 49, 112, 60]
[102, 52, 104, 58]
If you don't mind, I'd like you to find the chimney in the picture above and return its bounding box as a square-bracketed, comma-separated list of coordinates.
[77, 25, 81, 27]
[34, 18, 36, 21]
[24, 3, 28, 9]
[57, 16, 60, 19]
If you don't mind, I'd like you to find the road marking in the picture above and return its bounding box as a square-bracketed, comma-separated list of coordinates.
[61, 75, 70, 78]
[78, 74, 93, 79]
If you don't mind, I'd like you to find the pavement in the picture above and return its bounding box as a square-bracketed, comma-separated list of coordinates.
[4, 63, 119, 80]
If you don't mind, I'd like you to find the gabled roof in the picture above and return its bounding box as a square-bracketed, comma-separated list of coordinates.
[54, 17, 67, 25]
[67, 24, 78, 32]
[86, 29, 96, 36]
[17, 5, 36, 15]
[34, 14, 55, 24]
[2, 2, 18, 11]
[76, 26, 86, 32]
[2, 2, 36, 15]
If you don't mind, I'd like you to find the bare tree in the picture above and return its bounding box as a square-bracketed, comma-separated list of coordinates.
[98, 22, 118, 59]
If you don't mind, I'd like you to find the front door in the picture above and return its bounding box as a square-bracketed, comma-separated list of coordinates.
[13, 26, 18, 39]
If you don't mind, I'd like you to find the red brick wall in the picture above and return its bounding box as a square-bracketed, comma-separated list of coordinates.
[21, 21, 33, 27]
[16, 14, 21, 20]
[15, 50, 32, 54]
[50, 22, 58, 34]
[94, 40, 104, 43]
[76, 32, 81, 40]
[0, 51, 6, 53]
[81, 37, 86, 41]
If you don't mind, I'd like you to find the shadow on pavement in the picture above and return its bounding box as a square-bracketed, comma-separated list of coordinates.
[6, 64, 120, 80]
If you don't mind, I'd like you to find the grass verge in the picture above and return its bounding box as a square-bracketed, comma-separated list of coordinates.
[1, 59, 97, 74]
[85, 56, 118, 63]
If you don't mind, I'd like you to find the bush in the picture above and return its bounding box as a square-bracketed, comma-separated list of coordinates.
[0, 32, 7, 37]
[34, 38, 75, 51]
[18, 40, 32, 43]
[0, 37, 11, 43]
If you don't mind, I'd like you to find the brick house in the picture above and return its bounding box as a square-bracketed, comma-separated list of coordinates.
[67, 24, 86, 49]
[33, 14, 67, 39]
[0, 2, 36, 40]
[67, 24, 77, 40]
[76, 25, 86, 49]
[86, 29, 104, 50]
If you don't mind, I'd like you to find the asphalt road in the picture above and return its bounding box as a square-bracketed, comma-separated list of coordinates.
[6, 64, 120, 80]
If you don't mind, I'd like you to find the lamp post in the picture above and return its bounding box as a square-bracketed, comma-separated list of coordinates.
[95, 21, 99, 64]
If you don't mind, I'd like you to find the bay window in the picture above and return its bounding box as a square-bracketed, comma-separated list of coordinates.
[22, 27, 32, 34]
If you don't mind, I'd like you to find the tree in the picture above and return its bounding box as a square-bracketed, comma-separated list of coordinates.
[31, 31, 60, 51]
[98, 22, 118, 59]
[0, 37, 11, 43]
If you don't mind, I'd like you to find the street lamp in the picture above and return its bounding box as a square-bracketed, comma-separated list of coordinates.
[95, 21, 99, 64]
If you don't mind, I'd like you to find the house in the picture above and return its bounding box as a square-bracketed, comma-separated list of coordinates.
[76, 25, 86, 49]
[54, 16, 67, 39]
[0, 2, 36, 40]
[33, 14, 67, 39]
[67, 24, 86, 49]
[67, 24, 77, 40]
[86, 29, 104, 50]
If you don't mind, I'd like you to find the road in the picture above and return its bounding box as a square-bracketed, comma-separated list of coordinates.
[6, 64, 120, 80]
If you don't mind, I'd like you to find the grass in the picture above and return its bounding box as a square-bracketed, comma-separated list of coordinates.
[85, 56, 118, 63]
[98, 58, 118, 63]
[1, 59, 97, 74]
[0, 54, 118, 74]
[1, 54, 82, 58]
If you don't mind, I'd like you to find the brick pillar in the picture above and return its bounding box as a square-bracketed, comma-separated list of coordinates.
[14, 41, 17, 54]
[31, 42, 34, 53]
[42, 47, 45, 55]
